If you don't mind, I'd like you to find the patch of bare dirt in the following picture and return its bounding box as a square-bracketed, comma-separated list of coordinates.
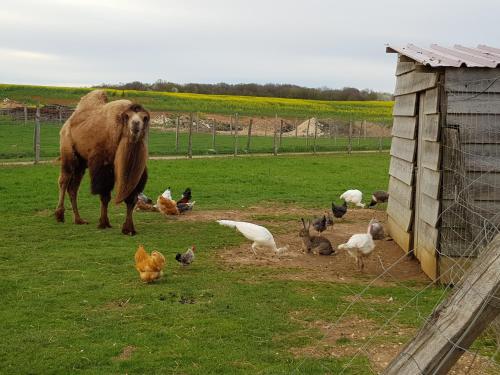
[213, 207, 428, 285]
[287, 311, 496, 374]
[114, 345, 136, 361]
[288, 311, 414, 372]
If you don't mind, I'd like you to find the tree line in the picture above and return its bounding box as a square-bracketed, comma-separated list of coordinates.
[95, 80, 391, 101]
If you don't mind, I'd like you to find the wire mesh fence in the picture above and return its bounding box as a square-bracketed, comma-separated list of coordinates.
[0, 106, 392, 162]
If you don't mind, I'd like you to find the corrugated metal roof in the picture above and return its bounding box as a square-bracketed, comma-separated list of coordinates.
[386, 44, 500, 68]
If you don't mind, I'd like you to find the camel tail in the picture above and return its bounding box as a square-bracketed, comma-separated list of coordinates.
[114, 138, 148, 204]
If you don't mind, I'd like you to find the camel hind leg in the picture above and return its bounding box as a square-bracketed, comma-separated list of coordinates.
[67, 153, 87, 224]
[55, 151, 87, 224]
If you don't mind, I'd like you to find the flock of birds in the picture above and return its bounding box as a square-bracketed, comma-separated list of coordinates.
[133, 188, 389, 283]
[217, 189, 389, 272]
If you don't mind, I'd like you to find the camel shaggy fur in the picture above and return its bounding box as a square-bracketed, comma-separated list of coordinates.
[55, 90, 150, 235]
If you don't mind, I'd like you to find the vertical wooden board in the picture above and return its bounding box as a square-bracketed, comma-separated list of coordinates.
[416, 219, 439, 249]
[388, 176, 413, 208]
[387, 196, 413, 232]
[394, 71, 438, 96]
[421, 141, 441, 170]
[391, 116, 417, 139]
[420, 167, 441, 199]
[387, 216, 412, 253]
[438, 257, 473, 285]
[424, 87, 439, 114]
[396, 61, 416, 76]
[418, 193, 441, 227]
[393, 93, 417, 116]
[422, 114, 440, 141]
[389, 156, 415, 185]
[417, 245, 438, 281]
[390, 137, 416, 162]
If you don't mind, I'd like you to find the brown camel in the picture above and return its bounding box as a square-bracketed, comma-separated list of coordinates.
[55, 90, 149, 235]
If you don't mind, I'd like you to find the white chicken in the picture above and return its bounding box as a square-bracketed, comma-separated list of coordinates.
[217, 220, 289, 256]
[338, 221, 375, 271]
[340, 189, 365, 208]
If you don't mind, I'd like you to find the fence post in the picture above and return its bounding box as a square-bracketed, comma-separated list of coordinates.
[306, 118, 310, 147]
[24, 106, 28, 124]
[58, 107, 63, 123]
[212, 120, 217, 152]
[175, 116, 180, 153]
[273, 117, 278, 156]
[313, 118, 318, 154]
[233, 113, 239, 156]
[348, 119, 352, 154]
[379, 136, 383, 152]
[279, 119, 283, 149]
[187, 113, 193, 159]
[246, 118, 253, 153]
[295, 118, 298, 138]
[358, 123, 361, 146]
[34, 105, 41, 164]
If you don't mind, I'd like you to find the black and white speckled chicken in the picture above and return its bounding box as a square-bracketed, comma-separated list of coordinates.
[175, 245, 195, 266]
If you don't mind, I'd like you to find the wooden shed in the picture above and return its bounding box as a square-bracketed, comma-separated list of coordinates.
[385, 44, 500, 283]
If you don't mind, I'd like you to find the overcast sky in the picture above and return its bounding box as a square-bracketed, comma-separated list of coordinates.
[1, 0, 499, 92]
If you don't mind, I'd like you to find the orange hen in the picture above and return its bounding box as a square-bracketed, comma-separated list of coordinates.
[156, 195, 180, 215]
[134, 245, 166, 282]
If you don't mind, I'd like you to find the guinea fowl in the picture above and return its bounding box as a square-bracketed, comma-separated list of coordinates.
[332, 201, 348, 219]
[176, 245, 195, 266]
[312, 215, 333, 233]
[369, 191, 389, 207]
[369, 218, 385, 240]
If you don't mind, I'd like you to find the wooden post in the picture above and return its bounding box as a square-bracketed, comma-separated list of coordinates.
[175, 116, 180, 153]
[363, 120, 367, 138]
[295, 118, 298, 138]
[306, 118, 311, 147]
[348, 120, 352, 154]
[379, 136, 383, 152]
[58, 107, 62, 123]
[34, 105, 41, 164]
[278, 119, 283, 148]
[233, 113, 239, 156]
[273, 118, 278, 156]
[246, 118, 253, 153]
[24, 106, 27, 124]
[313, 118, 318, 154]
[384, 235, 500, 375]
[212, 120, 216, 152]
[357, 124, 361, 146]
[187, 113, 193, 159]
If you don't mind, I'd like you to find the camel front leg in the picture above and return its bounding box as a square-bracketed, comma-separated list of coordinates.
[122, 195, 137, 236]
[98, 192, 112, 229]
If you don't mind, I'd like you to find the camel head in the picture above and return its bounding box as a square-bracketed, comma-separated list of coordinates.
[121, 103, 150, 142]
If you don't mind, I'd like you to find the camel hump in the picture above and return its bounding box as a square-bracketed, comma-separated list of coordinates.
[76, 90, 108, 112]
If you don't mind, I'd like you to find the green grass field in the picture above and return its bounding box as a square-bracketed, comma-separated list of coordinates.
[0, 84, 393, 121]
[0, 155, 496, 374]
[0, 118, 391, 161]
